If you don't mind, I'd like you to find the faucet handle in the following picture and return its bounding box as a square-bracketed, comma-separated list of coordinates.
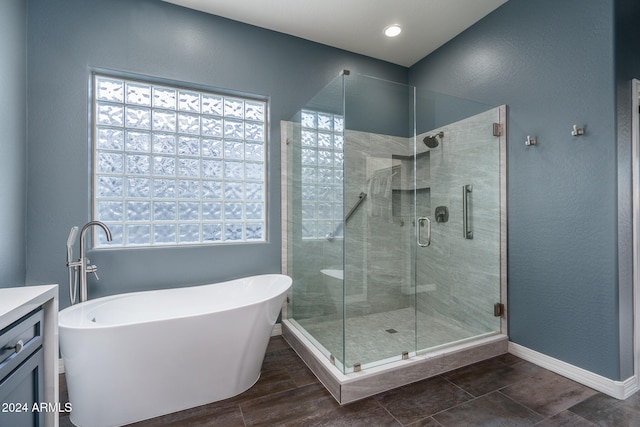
[86, 260, 99, 280]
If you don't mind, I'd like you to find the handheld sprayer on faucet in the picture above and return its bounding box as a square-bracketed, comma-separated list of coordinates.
[66, 221, 112, 304]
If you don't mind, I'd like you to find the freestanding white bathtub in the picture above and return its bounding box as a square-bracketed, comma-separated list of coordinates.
[59, 274, 292, 427]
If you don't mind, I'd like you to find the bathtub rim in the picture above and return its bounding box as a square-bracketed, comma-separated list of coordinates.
[58, 273, 291, 330]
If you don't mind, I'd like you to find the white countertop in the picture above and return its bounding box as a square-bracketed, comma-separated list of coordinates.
[0, 284, 59, 426]
[0, 284, 58, 330]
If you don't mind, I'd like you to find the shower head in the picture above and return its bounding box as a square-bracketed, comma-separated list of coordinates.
[423, 136, 439, 148]
[423, 131, 444, 148]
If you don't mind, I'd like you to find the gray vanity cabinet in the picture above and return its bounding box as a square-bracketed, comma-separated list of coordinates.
[0, 309, 45, 427]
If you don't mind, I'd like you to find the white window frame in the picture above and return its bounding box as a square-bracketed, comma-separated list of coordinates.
[91, 73, 268, 247]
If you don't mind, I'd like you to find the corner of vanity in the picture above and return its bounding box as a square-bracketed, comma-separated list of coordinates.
[0, 284, 59, 427]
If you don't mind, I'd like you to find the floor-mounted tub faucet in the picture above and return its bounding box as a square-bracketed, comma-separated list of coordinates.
[66, 221, 112, 304]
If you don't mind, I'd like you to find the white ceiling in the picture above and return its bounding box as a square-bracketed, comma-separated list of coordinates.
[163, 0, 509, 67]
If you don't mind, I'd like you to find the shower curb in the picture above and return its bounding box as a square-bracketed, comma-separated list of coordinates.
[282, 320, 508, 404]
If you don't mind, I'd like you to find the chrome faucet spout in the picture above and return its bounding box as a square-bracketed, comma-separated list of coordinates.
[79, 221, 112, 257]
[78, 221, 112, 303]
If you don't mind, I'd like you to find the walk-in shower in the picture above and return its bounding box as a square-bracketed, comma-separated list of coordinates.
[281, 71, 507, 403]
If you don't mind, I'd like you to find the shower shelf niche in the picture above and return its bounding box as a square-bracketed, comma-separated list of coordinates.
[390, 151, 430, 191]
[392, 188, 430, 220]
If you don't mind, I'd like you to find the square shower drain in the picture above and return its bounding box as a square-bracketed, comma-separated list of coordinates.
[385, 328, 398, 334]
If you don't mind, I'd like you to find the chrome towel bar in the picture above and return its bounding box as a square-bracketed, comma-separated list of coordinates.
[463, 185, 473, 239]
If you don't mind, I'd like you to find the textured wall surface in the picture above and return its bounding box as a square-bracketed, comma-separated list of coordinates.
[25, 0, 405, 309]
[18, 0, 637, 382]
[0, 0, 27, 287]
[409, 0, 624, 379]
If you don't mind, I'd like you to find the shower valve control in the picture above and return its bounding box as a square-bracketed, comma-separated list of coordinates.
[435, 206, 449, 223]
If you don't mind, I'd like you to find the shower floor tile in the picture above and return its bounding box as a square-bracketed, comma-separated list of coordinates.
[297, 307, 482, 369]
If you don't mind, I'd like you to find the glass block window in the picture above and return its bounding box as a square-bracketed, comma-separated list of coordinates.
[300, 110, 344, 239]
[92, 74, 267, 247]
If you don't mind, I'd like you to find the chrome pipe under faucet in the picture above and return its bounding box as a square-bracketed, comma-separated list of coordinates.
[67, 221, 112, 304]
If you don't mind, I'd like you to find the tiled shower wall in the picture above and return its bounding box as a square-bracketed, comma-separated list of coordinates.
[343, 130, 413, 315]
[342, 106, 501, 336]
[414, 108, 502, 338]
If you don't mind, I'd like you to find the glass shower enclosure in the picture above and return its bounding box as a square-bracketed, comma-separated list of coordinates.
[282, 71, 506, 393]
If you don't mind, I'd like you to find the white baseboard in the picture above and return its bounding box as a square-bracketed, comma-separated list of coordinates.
[509, 342, 639, 400]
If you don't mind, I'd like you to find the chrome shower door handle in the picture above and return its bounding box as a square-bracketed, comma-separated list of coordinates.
[417, 217, 431, 247]
[463, 184, 473, 239]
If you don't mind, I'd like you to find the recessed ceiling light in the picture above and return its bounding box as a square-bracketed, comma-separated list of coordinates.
[384, 24, 402, 38]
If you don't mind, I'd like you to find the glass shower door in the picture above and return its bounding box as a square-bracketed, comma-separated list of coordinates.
[415, 106, 503, 352]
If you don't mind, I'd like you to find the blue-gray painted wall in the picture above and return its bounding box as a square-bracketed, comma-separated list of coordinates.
[0, 0, 27, 288]
[303, 72, 414, 137]
[13, 0, 637, 382]
[409, 0, 628, 380]
[25, 0, 406, 307]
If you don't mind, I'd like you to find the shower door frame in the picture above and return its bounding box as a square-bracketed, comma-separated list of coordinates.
[632, 78, 640, 397]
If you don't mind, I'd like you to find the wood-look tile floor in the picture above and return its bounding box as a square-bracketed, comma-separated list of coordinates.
[59, 336, 640, 426]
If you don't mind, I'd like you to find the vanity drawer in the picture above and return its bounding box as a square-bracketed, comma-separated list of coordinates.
[0, 309, 43, 381]
[0, 346, 44, 427]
